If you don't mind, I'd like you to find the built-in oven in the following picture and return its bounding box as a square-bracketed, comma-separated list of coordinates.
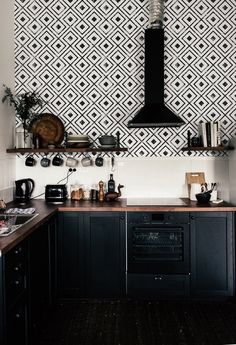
[126, 212, 190, 296]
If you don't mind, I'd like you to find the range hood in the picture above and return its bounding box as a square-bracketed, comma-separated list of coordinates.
[128, 1, 185, 128]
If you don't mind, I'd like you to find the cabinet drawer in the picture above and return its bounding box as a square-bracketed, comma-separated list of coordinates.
[5, 244, 26, 303]
[5, 273, 26, 304]
[127, 273, 190, 297]
[7, 297, 27, 345]
[5, 244, 25, 264]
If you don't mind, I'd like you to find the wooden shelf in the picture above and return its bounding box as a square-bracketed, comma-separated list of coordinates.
[182, 146, 234, 152]
[6, 147, 128, 154]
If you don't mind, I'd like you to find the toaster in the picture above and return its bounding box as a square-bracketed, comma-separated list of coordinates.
[45, 184, 68, 202]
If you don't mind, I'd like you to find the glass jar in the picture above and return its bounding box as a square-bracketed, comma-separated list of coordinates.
[15, 124, 32, 149]
[15, 124, 24, 148]
[70, 184, 84, 200]
[83, 185, 90, 200]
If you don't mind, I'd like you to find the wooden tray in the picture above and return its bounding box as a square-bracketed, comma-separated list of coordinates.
[31, 113, 65, 148]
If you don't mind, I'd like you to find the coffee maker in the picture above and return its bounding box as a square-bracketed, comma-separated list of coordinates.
[15, 178, 35, 202]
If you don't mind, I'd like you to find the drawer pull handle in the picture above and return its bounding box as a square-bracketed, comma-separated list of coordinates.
[154, 276, 163, 280]
[14, 247, 23, 255]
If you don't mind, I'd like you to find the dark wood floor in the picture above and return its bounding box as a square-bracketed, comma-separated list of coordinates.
[38, 299, 236, 345]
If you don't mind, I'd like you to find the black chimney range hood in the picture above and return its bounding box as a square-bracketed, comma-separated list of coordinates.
[128, 28, 185, 128]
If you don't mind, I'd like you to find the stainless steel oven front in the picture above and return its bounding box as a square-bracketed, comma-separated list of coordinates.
[127, 212, 190, 275]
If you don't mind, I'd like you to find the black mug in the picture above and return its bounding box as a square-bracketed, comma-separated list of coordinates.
[25, 156, 36, 167]
[95, 156, 103, 167]
[41, 156, 51, 167]
[52, 155, 64, 166]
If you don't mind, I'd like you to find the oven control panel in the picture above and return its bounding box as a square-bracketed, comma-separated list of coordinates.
[127, 212, 189, 225]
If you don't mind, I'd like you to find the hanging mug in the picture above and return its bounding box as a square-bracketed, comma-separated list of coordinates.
[52, 154, 64, 166]
[40, 156, 51, 167]
[95, 155, 103, 167]
[66, 156, 78, 167]
[81, 156, 92, 167]
[25, 155, 36, 167]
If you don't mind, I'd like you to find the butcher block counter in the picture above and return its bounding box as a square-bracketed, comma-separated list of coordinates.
[0, 197, 235, 255]
[58, 197, 236, 212]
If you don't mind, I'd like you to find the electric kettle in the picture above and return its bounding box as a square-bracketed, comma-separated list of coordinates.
[15, 178, 35, 201]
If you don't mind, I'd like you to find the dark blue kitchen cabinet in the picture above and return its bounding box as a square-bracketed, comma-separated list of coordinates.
[0, 216, 56, 345]
[190, 212, 234, 297]
[56, 212, 126, 298]
[0, 242, 28, 345]
[57, 212, 85, 298]
[85, 212, 126, 297]
[27, 216, 56, 343]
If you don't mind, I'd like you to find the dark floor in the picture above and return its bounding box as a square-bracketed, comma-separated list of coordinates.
[38, 299, 236, 345]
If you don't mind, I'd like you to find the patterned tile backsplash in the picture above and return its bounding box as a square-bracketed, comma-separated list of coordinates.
[14, 0, 236, 157]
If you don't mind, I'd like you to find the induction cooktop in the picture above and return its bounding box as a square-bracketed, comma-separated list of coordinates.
[126, 198, 187, 206]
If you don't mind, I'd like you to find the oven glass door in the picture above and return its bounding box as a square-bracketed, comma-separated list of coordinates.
[128, 225, 189, 274]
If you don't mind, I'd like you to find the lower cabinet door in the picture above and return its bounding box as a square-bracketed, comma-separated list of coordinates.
[127, 274, 190, 297]
[28, 223, 51, 343]
[85, 212, 126, 297]
[190, 212, 234, 297]
[57, 212, 126, 298]
[57, 212, 85, 298]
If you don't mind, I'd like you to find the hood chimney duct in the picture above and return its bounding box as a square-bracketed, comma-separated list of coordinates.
[127, 0, 185, 128]
[149, 0, 164, 29]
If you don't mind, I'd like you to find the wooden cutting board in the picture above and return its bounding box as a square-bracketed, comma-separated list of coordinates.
[186, 172, 205, 198]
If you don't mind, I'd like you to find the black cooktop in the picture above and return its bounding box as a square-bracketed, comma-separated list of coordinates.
[126, 198, 187, 206]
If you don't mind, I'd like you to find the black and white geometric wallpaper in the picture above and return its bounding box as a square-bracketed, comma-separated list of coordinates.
[14, 0, 236, 157]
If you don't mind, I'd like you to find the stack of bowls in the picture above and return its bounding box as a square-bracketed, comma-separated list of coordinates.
[98, 135, 116, 148]
[67, 134, 90, 148]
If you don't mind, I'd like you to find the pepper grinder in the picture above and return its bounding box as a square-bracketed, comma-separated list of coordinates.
[98, 180, 105, 202]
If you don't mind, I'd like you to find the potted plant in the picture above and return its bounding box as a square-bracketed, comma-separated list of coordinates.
[2, 85, 45, 147]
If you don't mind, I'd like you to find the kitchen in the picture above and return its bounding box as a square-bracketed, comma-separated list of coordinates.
[1, 0, 236, 344]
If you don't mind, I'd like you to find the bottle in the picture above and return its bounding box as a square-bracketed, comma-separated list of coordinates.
[108, 174, 115, 193]
[33, 134, 40, 149]
[24, 129, 32, 148]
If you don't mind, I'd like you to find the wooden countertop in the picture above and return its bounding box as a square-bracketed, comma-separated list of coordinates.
[0, 198, 235, 256]
[0, 201, 58, 256]
[57, 198, 236, 212]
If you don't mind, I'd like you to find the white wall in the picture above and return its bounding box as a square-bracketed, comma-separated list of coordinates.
[0, 0, 16, 202]
[15, 156, 230, 201]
